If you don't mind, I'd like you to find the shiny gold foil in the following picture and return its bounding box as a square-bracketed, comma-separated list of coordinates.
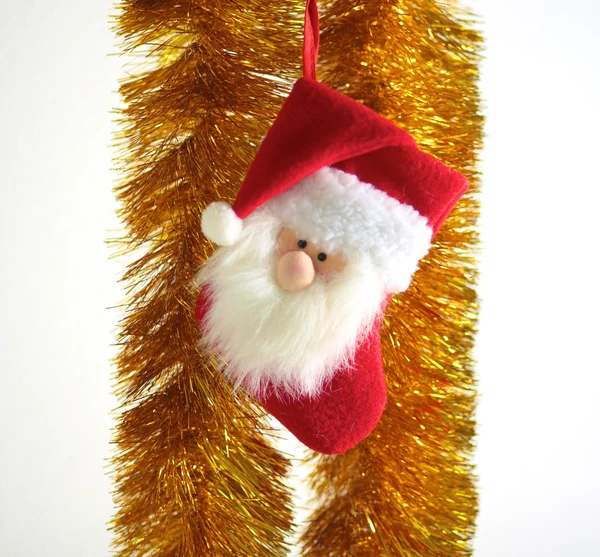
[111, 0, 483, 555]
[300, 1, 483, 555]
[111, 1, 305, 555]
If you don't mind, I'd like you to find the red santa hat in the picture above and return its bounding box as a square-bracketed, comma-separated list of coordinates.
[202, 77, 468, 292]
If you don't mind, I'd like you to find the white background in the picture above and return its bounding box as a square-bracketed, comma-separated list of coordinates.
[1, 0, 599, 555]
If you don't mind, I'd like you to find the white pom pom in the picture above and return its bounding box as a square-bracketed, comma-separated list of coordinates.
[201, 201, 243, 246]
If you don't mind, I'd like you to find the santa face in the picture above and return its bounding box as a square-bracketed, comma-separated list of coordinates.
[195, 210, 387, 398]
[275, 227, 347, 292]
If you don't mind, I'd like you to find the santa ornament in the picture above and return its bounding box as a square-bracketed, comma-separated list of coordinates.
[195, 0, 468, 455]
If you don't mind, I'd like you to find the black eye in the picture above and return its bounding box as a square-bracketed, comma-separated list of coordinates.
[298, 240, 307, 249]
[317, 252, 327, 262]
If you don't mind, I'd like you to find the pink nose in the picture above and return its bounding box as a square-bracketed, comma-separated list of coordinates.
[276, 250, 315, 292]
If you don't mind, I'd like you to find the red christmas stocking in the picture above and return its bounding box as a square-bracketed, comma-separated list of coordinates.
[194, 0, 468, 454]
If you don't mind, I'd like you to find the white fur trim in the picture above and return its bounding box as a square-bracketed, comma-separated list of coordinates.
[260, 166, 433, 292]
[196, 213, 386, 398]
[201, 201, 243, 246]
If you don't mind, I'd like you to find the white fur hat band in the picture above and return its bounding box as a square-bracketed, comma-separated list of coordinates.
[262, 167, 433, 292]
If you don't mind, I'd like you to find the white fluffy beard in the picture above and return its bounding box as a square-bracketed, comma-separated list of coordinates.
[195, 211, 386, 399]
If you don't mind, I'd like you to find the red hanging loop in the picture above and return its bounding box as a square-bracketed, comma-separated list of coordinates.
[303, 0, 320, 80]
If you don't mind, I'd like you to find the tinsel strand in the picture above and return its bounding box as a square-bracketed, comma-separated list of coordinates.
[301, 1, 483, 555]
[111, 1, 304, 555]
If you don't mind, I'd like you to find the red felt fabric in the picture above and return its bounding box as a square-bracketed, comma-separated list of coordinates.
[195, 289, 388, 455]
[259, 311, 387, 455]
[303, 0, 319, 81]
[232, 78, 468, 237]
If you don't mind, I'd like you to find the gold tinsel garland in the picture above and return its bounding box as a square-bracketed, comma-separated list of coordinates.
[111, 1, 303, 555]
[111, 0, 482, 555]
[301, 1, 482, 555]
